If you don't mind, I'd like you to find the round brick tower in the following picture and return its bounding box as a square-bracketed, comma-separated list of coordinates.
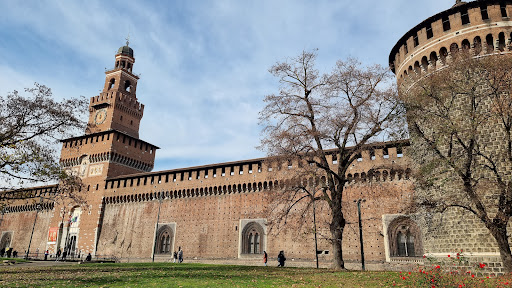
[389, 0, 512, 274]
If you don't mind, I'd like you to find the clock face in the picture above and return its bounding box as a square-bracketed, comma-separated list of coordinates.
[94, 109, 107, 125]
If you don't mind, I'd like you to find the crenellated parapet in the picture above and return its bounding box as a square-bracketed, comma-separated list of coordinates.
[389, 0, 512, 88]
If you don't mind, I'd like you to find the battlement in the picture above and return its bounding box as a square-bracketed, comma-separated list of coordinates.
[90, 91, 144, 114]
[103, 140, 410, 193]
[389, 0, 512, 86]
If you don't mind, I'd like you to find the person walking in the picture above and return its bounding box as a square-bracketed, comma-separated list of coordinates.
[44, 250, 49, 261]
[277, 251, 286, 267]
[56, 248, 61, 261]
[86, 253, 92, 261]
[263, 251, 268, 266]
[178, 247, 183, 263]
[173, 251, 178, 263]
[62, 250, 67, 261]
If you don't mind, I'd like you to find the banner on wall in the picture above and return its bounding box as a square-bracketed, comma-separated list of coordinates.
[47, 227, 58, 243]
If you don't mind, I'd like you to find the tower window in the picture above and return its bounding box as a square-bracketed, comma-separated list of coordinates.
[461, 8, 470, 25]
[124, 80, 132, 92]
[108, 78, 115, 90]
[426, 23, 433, 39]
[404, 43, 408, 54]
[130, 120, 133, 125]
[481, 5, 489, 20]
[442, 15, 450, 31]
[413, 33, 419, 47]
[501, 4, 508, 18]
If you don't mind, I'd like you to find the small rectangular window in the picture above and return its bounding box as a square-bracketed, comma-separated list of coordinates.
[357, 154, 363, 162]
[144, 177, 148, 185]
[287, 160, 292, 169]
[481, 5, 489, 20]
[332, 154, 338, 165]
[461, 8, 470, 25]
[130, 179, 134, 187]
[442, 15, 451, 31]
[173, 174, 177, 182]
[413, 34, 419, 47]
[404, 43, 408, 54]
[205, 169, 208, 178]
[248, 164, 253, 174]
[501, 4, 508, 18]
[180, 172, 184, 181]
[370, 150, 376, 160]
[239, 165, 244, 175]
[221, 167, 226, 176]
[258, 163, 262, 172]
[230, 167, 234, 176]
[213, 168, 217, 178]
[383, 147, 389, 159]
[397, 146, 404, 158]
[196, 171, 200, 179]
[165, 174, 169, 183]
[426, 23, 433, 39]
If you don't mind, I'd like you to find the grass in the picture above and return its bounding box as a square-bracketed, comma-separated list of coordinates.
[0, 257, 30, 263]
[1, 262, 512, 287]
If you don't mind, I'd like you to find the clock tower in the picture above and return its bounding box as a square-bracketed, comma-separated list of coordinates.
[60, 42, 158, 180]
[87, 39, 142, 138]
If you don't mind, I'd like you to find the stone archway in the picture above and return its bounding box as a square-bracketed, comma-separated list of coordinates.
[241, 222, 265, 254]
[155, 225, 173, 255]
[388, 216, 423, 257]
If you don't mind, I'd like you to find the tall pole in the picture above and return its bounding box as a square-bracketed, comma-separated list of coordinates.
[357, 199, 366, 271]
[26, 198, 42, 259]
[312, 198, 319, 269]
[152, 194, 162, 263]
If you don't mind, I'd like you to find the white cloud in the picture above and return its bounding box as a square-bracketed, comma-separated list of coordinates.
[0, 0, 454, 174]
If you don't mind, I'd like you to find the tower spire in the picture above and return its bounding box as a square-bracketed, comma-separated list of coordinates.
[125, 33, 130, 46]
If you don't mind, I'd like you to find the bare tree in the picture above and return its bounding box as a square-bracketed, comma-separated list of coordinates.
[259, 50, 404, 269]
[402, 53, 512, 272]
[0, 83, 87, 205]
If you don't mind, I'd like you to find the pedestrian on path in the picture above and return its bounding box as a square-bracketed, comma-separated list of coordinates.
[178, 247, 183, 263]
[263, 251, 268, 266]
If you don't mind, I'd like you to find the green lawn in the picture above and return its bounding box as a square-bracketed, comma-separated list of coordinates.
[0, 262, 511, 287]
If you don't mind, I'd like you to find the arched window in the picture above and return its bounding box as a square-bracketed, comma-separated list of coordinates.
[474, 36, 482, 55]
[461, 39, 471, 53]
[108, 78, 115, 90]
[155, 225, 173, 254]
[124, 80, 131, 92]
[499, 32, 506, 51]
[241, 222, 264, 254]
[429, 52, 438, 69]
[439, 47, 448, 64]
[388, 217, 422, 257]
[486, 34, 494, 53]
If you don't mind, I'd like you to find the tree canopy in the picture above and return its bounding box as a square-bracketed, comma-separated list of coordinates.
[259, 50, 404, 269]
[0, 83, 87, 194]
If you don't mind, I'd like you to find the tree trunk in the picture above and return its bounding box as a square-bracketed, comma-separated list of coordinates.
[330, 205, 346, 270]
[490, 225, 512, 273]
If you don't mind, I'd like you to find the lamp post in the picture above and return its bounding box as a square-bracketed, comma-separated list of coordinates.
[312, 197, 319, 269]
[152, 193, 163, 263]
[355, 198, 366, 271]
[26, 197, 43, 259]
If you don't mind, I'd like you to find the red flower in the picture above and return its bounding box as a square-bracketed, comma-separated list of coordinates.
[423, 255, 426, 258]
[479, 263, 486, 268]
[448, 254, 451, 257]
[471, 275, 475, 278]
[435, 265, 441, 269]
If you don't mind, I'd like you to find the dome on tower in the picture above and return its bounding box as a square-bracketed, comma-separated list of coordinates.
[117, 45, 134, 57]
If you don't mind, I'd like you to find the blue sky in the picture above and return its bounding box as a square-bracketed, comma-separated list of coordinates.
[0, 0, 451, 172]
